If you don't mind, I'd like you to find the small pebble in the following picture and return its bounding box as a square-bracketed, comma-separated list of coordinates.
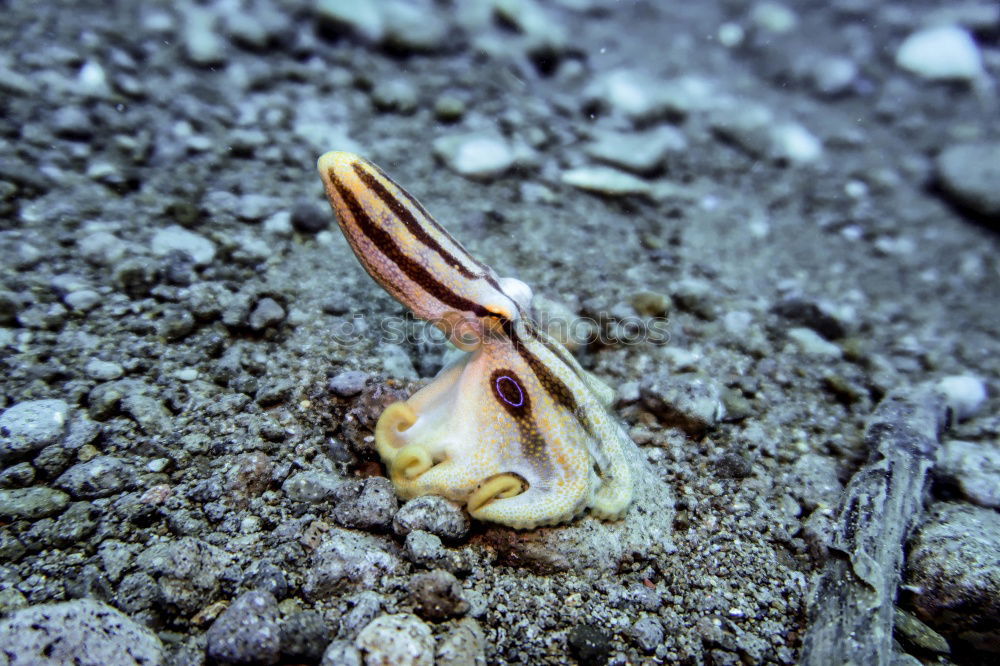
[282, 470, 342, 503]
[206, 590, 281, 665]
[291, 201, 329, 233]
[249, 297, 286, 330]
[393, 495, 470, 541]
[329, 370, 370, 398]
[0, 399, 70, 461]
[937, 440, 1000, 509]
[55, 456, 136, 499]
[355, 613, 435, 666]
[407, 569, 469, 621]
[330, 477, 398, 531]
[630, 616, 664, 654]
[584, 127, 687, 174]
[371, 79, 419, 114]
[896, 25, 983, 81]
[150, 224, 216, 266]
[433, 134, 514, 180]
[640, 372, 723, 437]
[935, 143, 1000, 221]
[78, 231, 127, 266]
[0, 599, 163, 664]
[937, 375, 987, 422]
[0, 486, 70, 520]
[435, 618, 486, 666]
[561, 166, 652, 197]
[183, 7, 228, 66]
[322, 640, 363, 666]
[567, 623, 611, 665]
[787, 327, 842, 358]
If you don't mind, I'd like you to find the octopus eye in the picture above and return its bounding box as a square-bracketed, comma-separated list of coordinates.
[491, 369, 530, 415]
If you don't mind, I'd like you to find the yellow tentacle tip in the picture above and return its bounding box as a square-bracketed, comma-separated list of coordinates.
[467, 474, 525, 515]
[375, 401, 417, 463]
[390, 444, 433, 482]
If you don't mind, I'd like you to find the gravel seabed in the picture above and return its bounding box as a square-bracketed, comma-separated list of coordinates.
[1, 1, 998, 665]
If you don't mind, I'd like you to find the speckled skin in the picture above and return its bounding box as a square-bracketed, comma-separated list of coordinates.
[318, 151, 634, 529]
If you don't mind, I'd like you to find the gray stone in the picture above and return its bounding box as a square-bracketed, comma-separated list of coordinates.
[404, 531, 471, 575]
[936, 375, 988, 422]
[0, 399, 70, 461]
[52, 106, 92, 139]
[150, 225, 216, 266]
[321, 640, 363, 666]
[382, 1, 448, 52]
[640, 372, 723, 437]
[561, 166, 652, 197]
[810, 56, 857, 96]
[0, 462, 35, 488]
[906, 502, 1000, 654]
[380, 343, 418, 380]
[121, 391, 172, 435]
[355, 613, 434, 666]
[0, 528, 26, 563]
[16, 302, 67, 330]
[0, 599, 163, 665]
[328, 370, 370, 398]
[435, 618, 486, 666]
[936, 440, 1000, 509]
[787, 327, 842, 358]
[371, 79, 419, 113]
[936, 143, 1000, 220]
[315, 0, 384, 43]
[26, 443, 71, 479]
[408, 569, 468, 621]
[282, 471, 341, 503]
[433, 134, 515, 180]
[248, 297, 285, 330]
[235, 194, 278, 222]
[0, 486, 69, 520]
[341, 591, 384, 640]
[772, 297, 848, 339]
[78, 231, 126, 266]
[303, 528, 404, 600]
[279, 610, 332, 663]
[393, 495, 470, 541]
[135, 537, 232, 615]
[182, 7, 227, 66]
[50, 501, 101, 547]
[584, 127, 687, 174]
[567, 623, 611, 664]
[630, 616, 664, 654]
[84, 359, 124, 381]
[64, 289, 101, 312]
[896, 25, 983, 81]
[206, 590, 281, 665]
[115, 572, 161, 614]
[159, 308, 195, 341]
[331, 477, 398, 530]
[784, 453, 843, 512]
[55, 456, 135, 499]
[291, 201, 329, 234]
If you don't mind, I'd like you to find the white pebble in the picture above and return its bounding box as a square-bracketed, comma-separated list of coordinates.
[355, 613, 434, 666]
[787, 327, 841, 358]
[433, 134, 514, 180]
[937, 375, 988, 421]
[150, 225, 216, 266]
[896, 25, 983, 81]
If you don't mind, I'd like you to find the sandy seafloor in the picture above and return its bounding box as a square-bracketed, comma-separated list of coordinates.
[1, 1, 999, 664]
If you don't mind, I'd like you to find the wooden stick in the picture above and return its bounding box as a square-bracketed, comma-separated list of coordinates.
[800, 385, 949, 665]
